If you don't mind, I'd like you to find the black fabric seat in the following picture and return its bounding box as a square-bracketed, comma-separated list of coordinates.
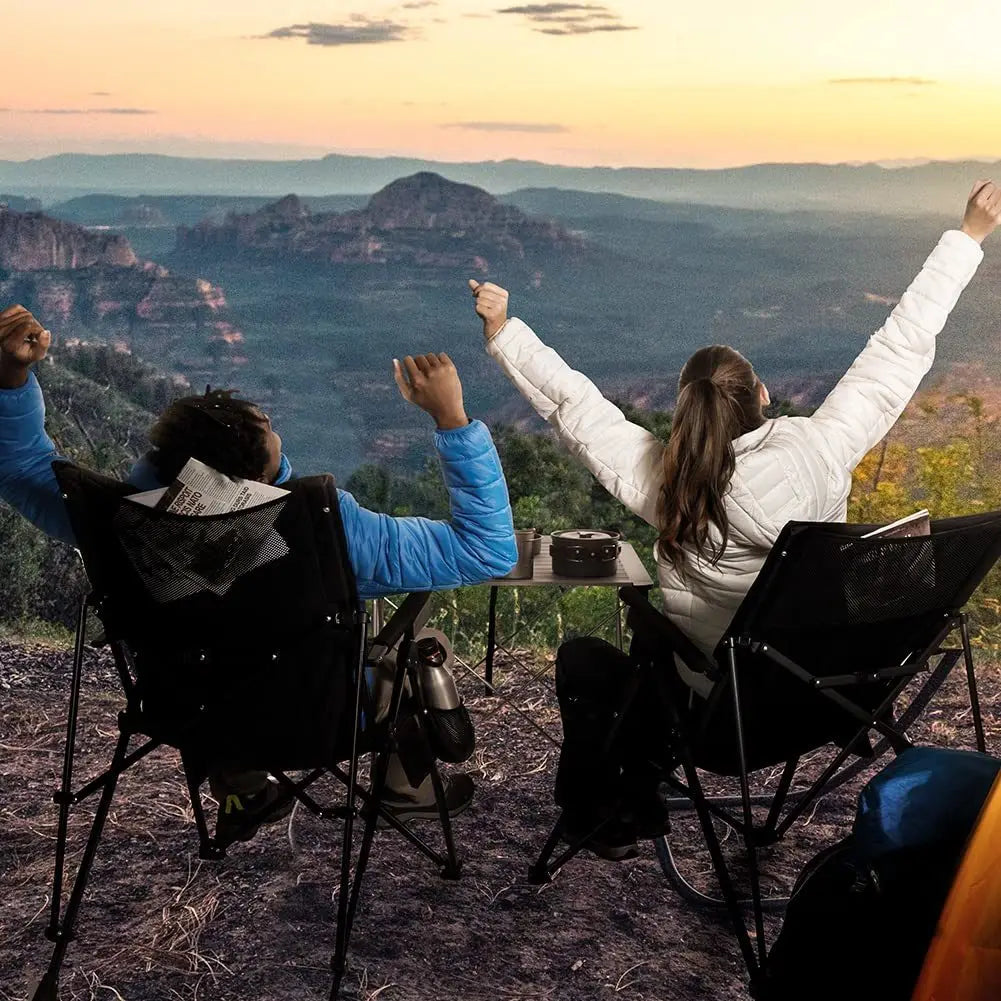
[529, 512, 1001, 995]
[31, 461, 461, 1001]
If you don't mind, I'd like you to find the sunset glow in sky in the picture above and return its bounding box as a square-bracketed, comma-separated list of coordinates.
[6, 0, 1001, 167]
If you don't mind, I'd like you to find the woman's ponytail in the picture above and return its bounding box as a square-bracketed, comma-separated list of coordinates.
[658, 347, 764, 577]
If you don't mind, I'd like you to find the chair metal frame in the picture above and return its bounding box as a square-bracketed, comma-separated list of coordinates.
[31, 467, 461, 1001]
[529, 513, 999, 995]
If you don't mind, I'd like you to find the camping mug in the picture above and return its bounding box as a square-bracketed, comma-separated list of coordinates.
[504, 529, 538, 579]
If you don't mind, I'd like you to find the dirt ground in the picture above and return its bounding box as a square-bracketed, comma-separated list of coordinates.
[0, 637, 997, 1001]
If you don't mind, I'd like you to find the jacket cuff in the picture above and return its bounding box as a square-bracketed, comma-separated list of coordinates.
[485, 317, 531, 360]
[938, 229, 985, 275]
[433, 418, 492, 457]
[0, 368, 42, 411]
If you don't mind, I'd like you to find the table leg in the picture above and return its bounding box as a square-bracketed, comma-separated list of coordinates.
[615, 595, 624, 651]
[372, 598, 385, 636]
[485, 586, 499, 696]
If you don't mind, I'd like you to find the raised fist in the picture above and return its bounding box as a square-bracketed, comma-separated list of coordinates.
[392, 352, 469, 431]
[468, 280, 509, 341]
[961, 180, 1001, 244]
[0, 305, 51, 369]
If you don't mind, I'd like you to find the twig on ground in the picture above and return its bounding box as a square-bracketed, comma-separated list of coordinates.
[608, 959, 649, 992]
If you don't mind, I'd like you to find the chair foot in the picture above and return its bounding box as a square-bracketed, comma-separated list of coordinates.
[748, 968, 771, 999]
[654, 837, 789, 913]
[439, 861, 462, 880]
[198, 840, 228, 862]
[330, 957, 347, 1001]
[30, 972, 60, 1001]
[527, 863, 554, 885]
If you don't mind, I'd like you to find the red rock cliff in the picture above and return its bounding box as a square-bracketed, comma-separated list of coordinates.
[0, 206, 137, 270]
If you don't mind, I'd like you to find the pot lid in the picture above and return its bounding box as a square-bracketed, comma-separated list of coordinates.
[551, 529, 621, 542]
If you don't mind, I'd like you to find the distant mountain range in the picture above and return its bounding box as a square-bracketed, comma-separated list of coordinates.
[1, 152, 998, 216]
[45, 192, 367, 229]
[0, 193, 42, 213]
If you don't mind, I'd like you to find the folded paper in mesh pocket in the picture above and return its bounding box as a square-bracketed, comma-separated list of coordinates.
[114, 493, 291, 603]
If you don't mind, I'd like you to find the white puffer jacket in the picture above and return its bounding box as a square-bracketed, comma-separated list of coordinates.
[485, 230, 985, 696]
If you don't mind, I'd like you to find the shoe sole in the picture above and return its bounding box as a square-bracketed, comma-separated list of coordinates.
[370, 796, 473, 828]
[562, 830, 639, 862]
[587, 841, 640, 862]
[216, 798, 295, 845]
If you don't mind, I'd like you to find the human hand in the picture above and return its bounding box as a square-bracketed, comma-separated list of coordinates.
[0, 305, 51, 388]
[961, 180, 1001, 244]
[393, 352, 468, 430]
[468, 279, 509, 341]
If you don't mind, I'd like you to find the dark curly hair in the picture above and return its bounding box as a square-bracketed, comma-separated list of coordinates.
[147, 386, 270, 483]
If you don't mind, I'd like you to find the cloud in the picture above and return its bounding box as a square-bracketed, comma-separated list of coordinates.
[90, 90, 112, 96]
[401, 1, 437, 7]
[28, 107, 155, 115]
[443, 121, 569, 133]
[499, 2, 606, 11]
[497, 2, 637, 34]
[262, 18, 413, 46]
[828, 76, 936, 86]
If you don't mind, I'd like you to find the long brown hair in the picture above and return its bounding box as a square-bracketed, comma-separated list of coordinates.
[658, 346, 765, 576]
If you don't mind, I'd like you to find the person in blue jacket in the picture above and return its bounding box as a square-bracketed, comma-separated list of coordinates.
[0, 300, 518, 844]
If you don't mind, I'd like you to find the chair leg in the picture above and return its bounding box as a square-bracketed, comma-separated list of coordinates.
[762, 758, 798, 840]
[426, 763, 461, 879]
[960, 615, 987, 753]
[654, 665, 761, 982]
[328, 763, 453, 869]
[727, 644, 767, 972]
[334, 743, 391, 999]
[527, 809, 624, 883]
[36, 730, 130, 998]
[672, 725, 761, 981]
[331, 620, 372, 1001]
[47, 595, 89, 942]
[181, 752, 226, 862]
[528, 814, 566, 884]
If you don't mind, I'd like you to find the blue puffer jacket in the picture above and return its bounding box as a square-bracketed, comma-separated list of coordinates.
[0, 370, 518, 597]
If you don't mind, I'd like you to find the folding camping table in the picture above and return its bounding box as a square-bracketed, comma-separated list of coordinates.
[371, 538, 653, 749]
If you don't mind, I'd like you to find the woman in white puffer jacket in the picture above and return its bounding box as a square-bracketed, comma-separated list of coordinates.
[471, 182, 1000, 700]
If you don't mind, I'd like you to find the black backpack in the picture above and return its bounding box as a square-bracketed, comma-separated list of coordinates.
[764, 834, 965, 1001]
[764, 746, 1001, 1001]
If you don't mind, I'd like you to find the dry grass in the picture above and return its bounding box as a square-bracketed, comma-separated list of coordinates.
[1, 637, 999, 1001]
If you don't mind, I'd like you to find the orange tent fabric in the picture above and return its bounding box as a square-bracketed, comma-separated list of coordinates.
[912, 772, 1001, 1001]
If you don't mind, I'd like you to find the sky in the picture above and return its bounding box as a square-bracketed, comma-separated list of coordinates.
[4, 0, 1000, 168]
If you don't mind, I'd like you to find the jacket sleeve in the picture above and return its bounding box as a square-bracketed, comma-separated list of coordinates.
[338, 419, 517, 598]
[0, 369, 77, 546]
[809, 229, 984, 472]
[485, 318, 666, 527]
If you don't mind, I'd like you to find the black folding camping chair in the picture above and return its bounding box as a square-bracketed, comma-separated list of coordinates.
[31, 461, 461, 1001]
[529, 512, 1001, 994]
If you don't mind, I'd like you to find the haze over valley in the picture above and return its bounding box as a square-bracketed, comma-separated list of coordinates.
[2, 159, 999, 478]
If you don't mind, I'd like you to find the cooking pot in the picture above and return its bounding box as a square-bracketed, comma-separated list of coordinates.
[550, 529, 621, 578]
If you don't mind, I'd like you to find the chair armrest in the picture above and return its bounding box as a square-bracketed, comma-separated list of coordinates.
[367, 592, 433, 662]
[618, 585, 721, 682]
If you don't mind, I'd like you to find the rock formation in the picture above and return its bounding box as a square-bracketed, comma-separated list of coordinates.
[176, 172, 587, 269]
[0, 205, 136, 270]
[0, 207, 243, 364]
